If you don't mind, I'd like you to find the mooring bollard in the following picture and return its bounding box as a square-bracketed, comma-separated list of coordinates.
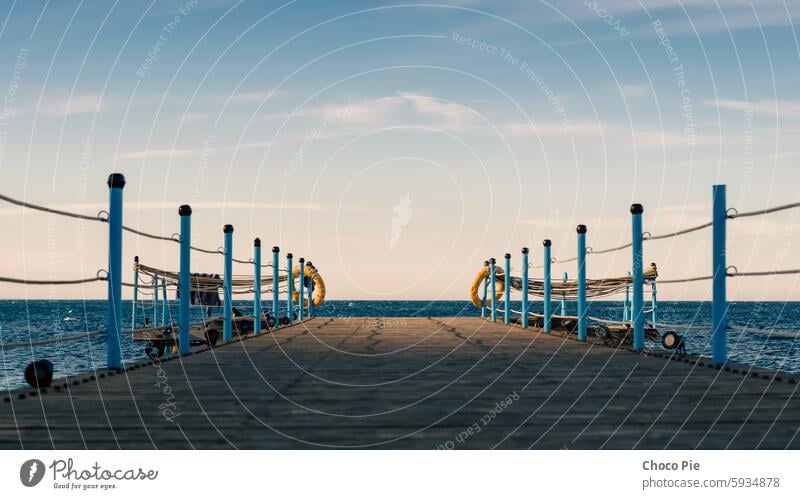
[712, 185, 727, 366]
[223, 225, 234, 343]
[576, 225, 587, 341]
[503, 253, 511, 325]
[178, 205, 192, 355]
[254, 238, 262, 335]
[132, 256, 139, 330]
[272, 246, 280, 327]
[490, 257, 497, 323]
[106, 174, 125, 369]
[521, 248, 529, 328]
[287, 253, 294, 324]
[298, 257, 305, 321]
[543, 240, 552, 333]
[631, 204, 645, 351]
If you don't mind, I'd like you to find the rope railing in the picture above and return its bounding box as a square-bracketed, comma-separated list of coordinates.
[0, 191, 275, 266]
[532, 200, 799, 266]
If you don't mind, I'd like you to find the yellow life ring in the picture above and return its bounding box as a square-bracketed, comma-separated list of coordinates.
[292, 263, 326, 307]
[469, 262, 505, 308]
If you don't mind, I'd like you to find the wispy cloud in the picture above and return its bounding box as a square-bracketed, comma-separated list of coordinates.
[706, 99, 800, 117]
[38, 93, 105, 117]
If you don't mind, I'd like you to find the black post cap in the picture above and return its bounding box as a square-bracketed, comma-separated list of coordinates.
[504, 253, 511, 259]
[631, 203, 644, 214]
[178, 204, 192, 216]
[521, 247, 529, 254]
[287, 252, 293, 258]
[107, 173, 126, 189]
[272, 246, 280, 253]
[543, 239, 551, 247]
[576, 224, 587, 234]
[134, 255, 139, 262]
[254, 238, 261, 247]
[483, 260, 489, 266]
[299, 257, 305, 263]
[489, 257, 496, 264]
[223, 224, 234, 233]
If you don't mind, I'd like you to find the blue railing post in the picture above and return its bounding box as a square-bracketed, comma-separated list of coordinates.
[503, 253, 511, 325]
[712, 185, 727, 366]
[178, 205, 192, 355]
[287, 253, 294, 324]
[306, 264, 313, 319]
[521, 248, 529, 328]
[631, 204, 645, 351]
[561, 272, 568, 316]
[106, 173, 125, 369]
[651, 277, 657, 327]
[480, 261, 489, 318]
[153, 273, 159, 327]
[272, 246, 280, 327]
[161, 274, 168, 326]
[623, 272, 631, 322]
[254, 238, 262, 335]
[223, 224, 234, 343]
[132, 256, 139, 330]
[298, 258, 305, 321]
[576, 225, 588, 341]
[489, 257, 497, 322]
[543, 240, 552, 333]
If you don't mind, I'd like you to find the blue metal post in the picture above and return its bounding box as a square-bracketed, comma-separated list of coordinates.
[651, 278, 657, 327]
[161, 274, 168, 325]
[131, 256, 139, 330]
[543, 240, 552, 332]
[272, 246, 280, 327]
[521, 248, 529, 328]
[631, 204, 645, 351]
[623, 272, 631, 322]
[223, 224, 234, 343]
[307, 265, 313, 319]
[254, 238, 262, 335]
[178, 205, 192, 355]
[503, 253, 511, 325]
[106, 173, 125, 369]
[561, 272, 568, 316]
[287, 253, 294, 323]
[153, 273, 159, 327]
[712, 185, 727, 366]
[576, 225, 587, 341]
[489, 258, 497, 322]
[480, 261, 489, 318]
[298, 258, 305, 321]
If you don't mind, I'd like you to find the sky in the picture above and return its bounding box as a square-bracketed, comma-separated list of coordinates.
[0, 0, 798, 301]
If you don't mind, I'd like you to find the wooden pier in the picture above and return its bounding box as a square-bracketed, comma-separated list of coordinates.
[1, 317, 798, 449]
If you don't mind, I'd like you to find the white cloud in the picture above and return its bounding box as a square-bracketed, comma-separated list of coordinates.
[706, 99, 800, 117]
[38, 94, 105, 117]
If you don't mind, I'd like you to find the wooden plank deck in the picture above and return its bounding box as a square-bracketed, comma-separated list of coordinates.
[1, 317, 798, 449]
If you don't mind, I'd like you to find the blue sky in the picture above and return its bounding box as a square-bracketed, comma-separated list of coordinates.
[0, 0, 798, 300]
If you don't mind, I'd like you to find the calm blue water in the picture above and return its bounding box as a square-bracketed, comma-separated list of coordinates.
[1, 300, 798, 390]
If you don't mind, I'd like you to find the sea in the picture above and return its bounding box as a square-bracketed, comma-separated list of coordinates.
[1, 300, 798, 390]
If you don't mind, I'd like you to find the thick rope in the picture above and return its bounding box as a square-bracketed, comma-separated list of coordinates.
[0, 330, 105, 349]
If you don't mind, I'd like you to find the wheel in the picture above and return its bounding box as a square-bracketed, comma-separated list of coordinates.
[144, 341, 165, 359]
[266, 315, 277, 328]
[279, 316, 290, 326]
